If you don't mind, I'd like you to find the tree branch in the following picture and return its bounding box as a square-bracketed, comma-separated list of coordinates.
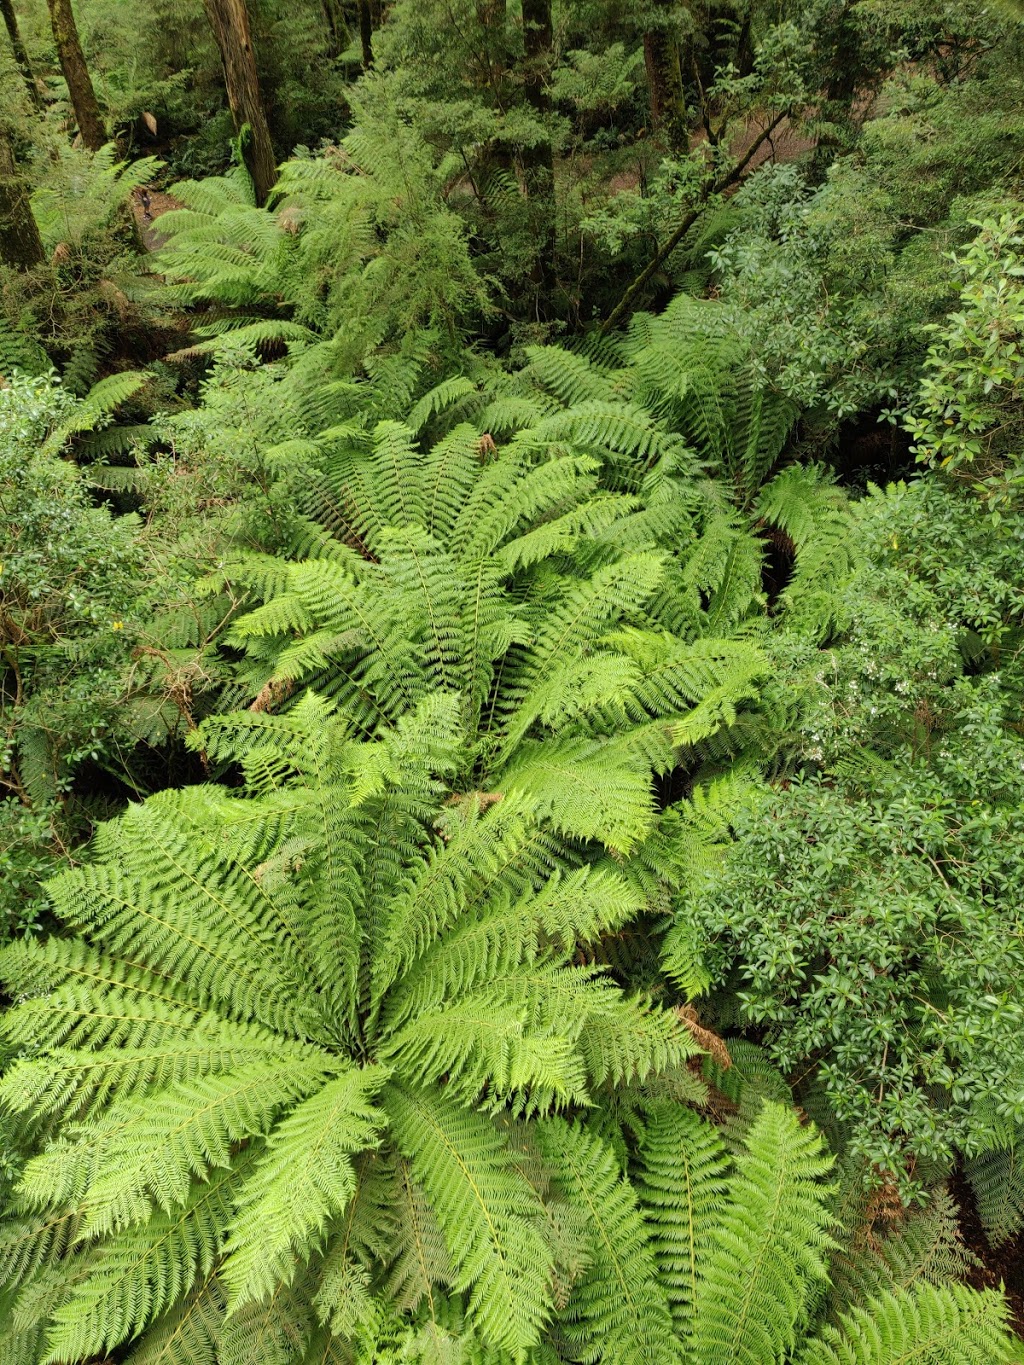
[599, 108, 790, 336]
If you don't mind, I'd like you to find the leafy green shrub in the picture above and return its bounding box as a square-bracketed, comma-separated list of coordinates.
[905, 213, 1024, 497]
[666, 724, 1024, 1183]
[666, 469, 1024, 1191]
[0, 373, 143, 935]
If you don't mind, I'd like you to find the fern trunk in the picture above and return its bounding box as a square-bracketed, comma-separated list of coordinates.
[1, 0, 43, 111]
[202, 0, 277, 206]
[0, 121, 44, 270]
[46, 0, 105, 151]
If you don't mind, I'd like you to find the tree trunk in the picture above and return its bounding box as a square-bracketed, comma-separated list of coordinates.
[0, 122, 43, 270]
[2, 0, 42, 111]
[643, 4, 686, 150]
[319, 0, 342, 57]
[520, 0, 555, 308]
[358, 0, 372, 68]
[202, 0, 277, 205]
[46, 0, 105, 150]
[521, 0, 551, 110]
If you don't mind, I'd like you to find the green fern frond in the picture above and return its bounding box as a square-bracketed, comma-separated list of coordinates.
[827, 1189, 979, 1318]
[689, 1102, 836, 1365]
[121, 1274, 225, 1365]
[19, 1053, 333, 1240]
[407, 376, 480, 433]
[42, 1161, 244, 1363]
[537, 1117, 676, 1364]
[42, 371, 151, 453]
[222, 1066, 387, 1309]
[799, 1282, 1014, 1365]
[523, 345, 618, 406]
[386, 1082, 552, 1354]
[965, 1142, 1024, 1248]
[637, 1102, 731, 1335]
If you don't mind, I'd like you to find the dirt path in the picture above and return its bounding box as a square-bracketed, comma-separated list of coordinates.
[130, 188, 182, 251]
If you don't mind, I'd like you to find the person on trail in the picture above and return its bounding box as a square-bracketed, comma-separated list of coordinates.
[139, 188, 152, 222]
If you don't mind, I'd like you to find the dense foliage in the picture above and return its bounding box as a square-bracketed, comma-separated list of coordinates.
[3, 0, 1024, 1360]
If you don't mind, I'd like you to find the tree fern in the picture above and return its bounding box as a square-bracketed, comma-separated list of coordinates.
[0, 705, 695, 1362]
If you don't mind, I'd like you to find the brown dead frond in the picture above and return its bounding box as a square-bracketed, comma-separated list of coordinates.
[677, 1005, 732, 1070]
[250, 678, 296, 713]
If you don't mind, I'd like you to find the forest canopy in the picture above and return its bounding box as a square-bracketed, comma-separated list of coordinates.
[3, 1, 1024, 1362]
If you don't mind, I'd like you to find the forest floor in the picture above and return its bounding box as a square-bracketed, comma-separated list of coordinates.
[695, 111, 817, 171]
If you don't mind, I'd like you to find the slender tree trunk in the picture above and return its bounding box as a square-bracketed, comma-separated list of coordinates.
[521, 0, 551, 110]
[643, 2, 686, 149]
[202, 0, 277, 205]
[358, 0, 372, 69]
[520, 0, 555, 307]
[0, 122, 43, 270]
[2, 0, 42, 110]
[46, 0, 105, 150]
[475, 0, 508, 103]
[319, 0, 340, 57]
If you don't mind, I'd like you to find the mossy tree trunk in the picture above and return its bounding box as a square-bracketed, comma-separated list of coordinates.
[319, 0, 345, 58]
[2, 0, 43, 111]
[643, 1, 687, 150]
[202, 0, 277, 206]
[0, 121, 44, 269]
[46, 0, 105, 150]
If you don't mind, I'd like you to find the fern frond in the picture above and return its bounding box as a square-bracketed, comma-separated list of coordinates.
[689, 1102, 836, 1365]
[536, 1116, 676, 1364]
[43, 371, 151, 453]
[386, 1082, 552, 1354]
[42, 1162, 244, 1362]
[19, 1054, 333, 1239]
[222, 1066, 387, 1309]
[799, 1282, 1014, 1365]
[965, 1143, 1024, 1248]
[827, 1189, 978, 1318]
[121, 1274, 225, 1365]
[637, 1101, 730, 1334]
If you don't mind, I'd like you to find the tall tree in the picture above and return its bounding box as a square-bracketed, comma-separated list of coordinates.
[45, 0, 105, 150]
[319, 0, 346, 58]
[520, 0, 556, 302]
[0, 120, 43, 269]
[2, 0, 43, 110]
[358, 0, 373, 67]
[202, 0, 277, 205]
[643, 0, 687, 149]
